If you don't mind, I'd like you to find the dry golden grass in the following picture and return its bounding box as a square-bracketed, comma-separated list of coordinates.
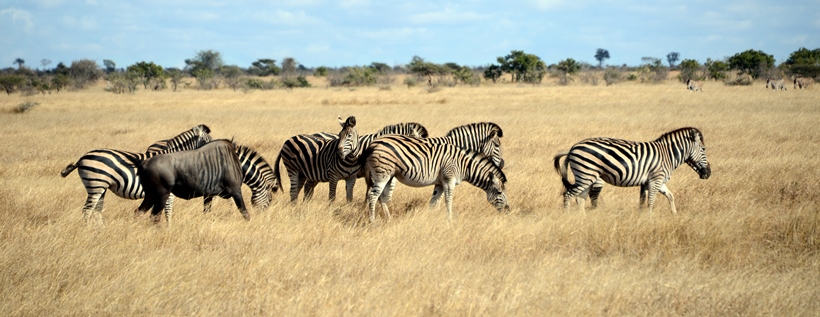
[1, 78, 818, 316]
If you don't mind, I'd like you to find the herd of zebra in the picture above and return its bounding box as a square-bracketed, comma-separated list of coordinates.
[685, 77, 815, 92]
[60, 119, 712, 225]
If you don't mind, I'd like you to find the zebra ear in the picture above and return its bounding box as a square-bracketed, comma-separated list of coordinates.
[338, 116, 344, 127]
[346, 116, 356, 127]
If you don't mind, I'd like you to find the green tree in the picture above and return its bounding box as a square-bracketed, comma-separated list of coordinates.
[0, 74, 25, 94]
[220, 65, 244, 91]
[704, 58, 729, 80]
[727, 49, 774, 79]
[69, 59, 103, 89]
[185, 50, 223, 74]
[408, 56, 440, 86]
[281, 57, 297, 78]
[251, 58, 280, 76]
[13, 58, 25, 70]
[678, 59, 701, 82]
[666, 52, 680, 68]
[594, 49, 610, 68]
[782, 47, 820, 78]
[497, 50, 547, 83]
[103, 59, 116, 73]
[51, 74, 70, 92]
[483, 64, 503, 83]
[167, 69, 184, 92]
[314, 66, 328, 77]
[556, 58, 580, 85]
[126, 61, 166, 89]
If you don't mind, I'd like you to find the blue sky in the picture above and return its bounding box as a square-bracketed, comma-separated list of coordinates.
[2, 0, 818, 70]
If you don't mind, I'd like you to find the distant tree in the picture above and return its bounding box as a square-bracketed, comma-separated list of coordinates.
[126, 61, 166, 89]
[54, 62, 70, 76]
[638, 57, 668, 83]
[407, 56, 440, 86]
[13, 58, 25, 70]
[370, 62, 391, 74]
[0, 74, 25, 94]
[594, 49, 610, 68]
[250, 58, 280, 76]
[704, 58, 729, 80]
[666, 52, 680, 68]
[556, 58, 581, 85]
[220, 65, 244, 91]
[483, 64, 503, 83]
[782, 47, 820, 78]
[167, 68, 184, 92]
[677, 59, 701, 82]
[69, 59, 103, 89]
[497, 50, 547, 83]
[192, 68, 215, 90]
[51, 74, 70, 92]
[727, 49, 774, 79]
[40, 59, 51, 71]
[185, 50, 223, 74]
[103, 59, 116, 74]
[281, 57, 297, 78]
[314, 66, 328, 77]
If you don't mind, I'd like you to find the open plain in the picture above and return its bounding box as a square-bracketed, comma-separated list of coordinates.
[1, 78, 818, 316]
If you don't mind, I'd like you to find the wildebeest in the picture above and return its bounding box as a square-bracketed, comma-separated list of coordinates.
[136, 139, 248, 225]
[766, 78, 787, 91]
[686, 79, 703, 92]
[794, 77, 814, 89]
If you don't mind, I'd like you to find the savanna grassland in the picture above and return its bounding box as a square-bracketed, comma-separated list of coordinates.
[0, 77, 818, 316]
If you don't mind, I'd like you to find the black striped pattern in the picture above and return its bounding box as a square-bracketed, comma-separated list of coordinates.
[145, 124, 212, 153]
[686, 79, 703, 92]
[137, 139, 247, 224]
[203, 144, 276, 213]
[274, 116, 361, 202]
[364, 134, 509, 222]
[60, 125, 212, 221]
[553, 127, 711, 214]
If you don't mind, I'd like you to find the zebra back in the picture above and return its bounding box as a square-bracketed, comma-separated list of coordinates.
[146, 124, 212, 153]
[442, 122, 505, 169]
[235, 145, 276, 210]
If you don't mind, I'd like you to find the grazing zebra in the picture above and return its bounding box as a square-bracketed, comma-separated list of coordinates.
[202, 144, 277, 214]
[60, 124, 212, 222]
[766, 78, 787, 91]
[273, 116, 361, 202]
[794, 77, 814, 89]
[686, 79, 703, 92]
[553, 127, 711, 214]
[137, 139, 247, 225]
[364, 135, 509, 222]
[276, 120, 428, 202]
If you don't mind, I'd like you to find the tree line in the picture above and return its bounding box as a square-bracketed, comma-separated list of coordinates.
[1, 47, 819, 95]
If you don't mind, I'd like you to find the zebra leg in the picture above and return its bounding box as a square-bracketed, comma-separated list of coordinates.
[303, 180, 318, 201]
[367, 181, 387, 223]
[203, 195, 214, 213]
[589, 179, 604, 209]
[646, 179, 664, 215]
[327, 179, 338, 202]
[443, 180, 457, 222]
[163, 194, 175, 226]
[345, 176, 356, 203]
[288, 172, 305, 202]
[639, 183, 650, 209]
[91, 191, 106, 224]
[378, 177, 396, 221]
[658, 183, 676, 214]
[82, 191, 104, 222]
[429, 184, 444, 208]
[152, 193, 171, 225]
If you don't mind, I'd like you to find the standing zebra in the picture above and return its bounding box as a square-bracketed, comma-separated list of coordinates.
[202, 144, 277, 214]
[766, 78, 787, 91]
[686, 79, 703, 92]
[794, 77, 814, 89]
[363, 135, 510, 223]
[275, 120, 428, 202]
[273, 116, 361, 202]
[60, 124, 212, 221]
[370, 122, 505, 209]
[553, 127, 711, 214]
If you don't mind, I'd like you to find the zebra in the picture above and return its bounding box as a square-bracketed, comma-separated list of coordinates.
[553, 127, 711, 214]
[363, 134, 510, 223]
[794, 77, 814, 89]
[275, 120, 428, 202]
[766, 78, 787, 91]
[368, 122, 505, 209]
[137, 139, 247, 225]
[273, 116, 361, 203]
[686, 79, 703, 92]
[202, 144, 277, 214]
[60, 124, 212, 222]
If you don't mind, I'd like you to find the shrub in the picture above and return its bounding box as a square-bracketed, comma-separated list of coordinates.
[13, 101, 39, 114]
[403, 76, 417, 88]
[603, 68, 622, 86]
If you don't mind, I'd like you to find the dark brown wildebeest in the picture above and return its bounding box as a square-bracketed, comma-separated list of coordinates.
[136, 139, 248, 225]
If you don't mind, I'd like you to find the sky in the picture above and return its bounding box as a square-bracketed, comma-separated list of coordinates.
[2, 0, 819, 70]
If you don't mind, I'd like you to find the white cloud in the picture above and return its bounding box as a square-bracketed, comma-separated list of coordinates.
[358, 27, 425, 41]
[306, 44, 330, 53]
[410, 8, 486, 25]
[1, 8, 34, 31]
[255, 10, 323, 25]
[32, 0, 64, 8]
[62, 16, 98, 30]
[530, 0, 566, 11]
[339, 0, 369, 8]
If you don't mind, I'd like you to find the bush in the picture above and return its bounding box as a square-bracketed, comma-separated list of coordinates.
[403, 76, 417, 88]
[603, 68, 622, 86]
[13, 101, 39, 114]
[69, 59, 103, 89]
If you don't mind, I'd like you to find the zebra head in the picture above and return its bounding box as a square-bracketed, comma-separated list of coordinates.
[482, 130, 505, 169]
[337, 116, 359, 159]
[486, 173, 511, 212]
[684, 129, 711, 180]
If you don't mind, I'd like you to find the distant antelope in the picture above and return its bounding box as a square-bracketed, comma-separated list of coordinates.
[686, 79, 703, 92]
[794, 77, 814, 89]
[766, 78, 787, 91]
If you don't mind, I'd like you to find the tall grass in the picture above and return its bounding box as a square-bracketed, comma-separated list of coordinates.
[0, 79, 818, 316]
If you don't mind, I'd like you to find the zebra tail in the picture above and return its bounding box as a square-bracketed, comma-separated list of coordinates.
[60, 162, 79, 178]
[273, 152, 283, 194]
[552, 152, 573, 190]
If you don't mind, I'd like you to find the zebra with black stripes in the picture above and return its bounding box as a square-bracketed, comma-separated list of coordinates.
[553, 127, 711, 214]
[276, 120, 428, 202]
[766, 78, 787, 91]
[363, 134, 510, 223]
[369, 122, 505, 209]
[686, 79, 703, 92]
[60, 124, 212, 222]
[273, 116, 361, 202]
[794, 77, 814, 89]
[202, 144, 277, 213]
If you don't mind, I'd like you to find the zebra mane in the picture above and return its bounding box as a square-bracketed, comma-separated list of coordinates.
[375, 122, 429, 138]
[446, 122, 503, 138]
[195, 124, 212, 134]
[655, 127, 704, 145]
[464, 149, 507, 183]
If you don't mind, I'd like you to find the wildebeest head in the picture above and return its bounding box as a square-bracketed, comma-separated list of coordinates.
[337, 116, 359, 159]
